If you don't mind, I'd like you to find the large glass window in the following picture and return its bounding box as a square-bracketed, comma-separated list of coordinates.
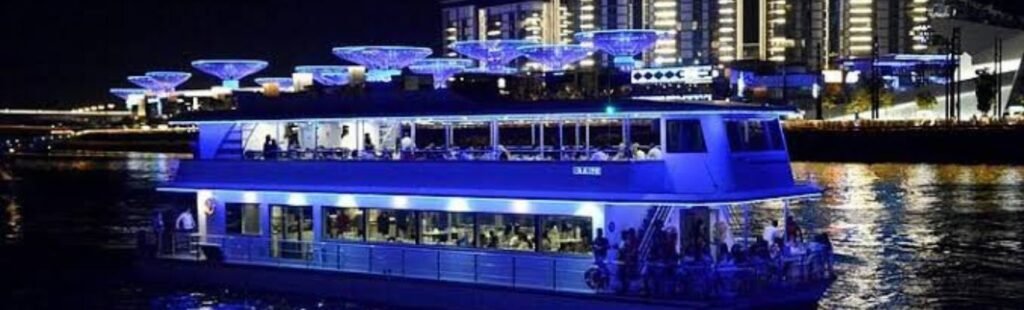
[226, 203, 261, 235]
[665, 119, 706, 153]
[366, 209, 417, 244]
[420, 211, 475, 247]
[725, 119, 784, 152]
[540, 215, 593, 255]
[323, 207, 365, 241]
[270, 205, 313, 259]
[477, 214, 536, 251]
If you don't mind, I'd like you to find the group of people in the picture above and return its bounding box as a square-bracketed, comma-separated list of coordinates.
[589, 214, 833, 296]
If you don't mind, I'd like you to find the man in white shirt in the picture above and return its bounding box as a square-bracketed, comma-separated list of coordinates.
[762, 220, 781, 243]
[176, 208, 196, 232]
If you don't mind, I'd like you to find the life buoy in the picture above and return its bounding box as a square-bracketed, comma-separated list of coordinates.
[203, 197, 217, 215]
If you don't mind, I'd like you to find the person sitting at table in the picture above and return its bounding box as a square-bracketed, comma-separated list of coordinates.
[589, 149, 609, 161]
[646, 145, 663, 160]
[399, 134, 415, 160]
[497, 144, 511, 161]
[630, 143, 646, 160]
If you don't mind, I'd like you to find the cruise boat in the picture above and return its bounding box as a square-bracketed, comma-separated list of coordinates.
[148, 77, 832, 305]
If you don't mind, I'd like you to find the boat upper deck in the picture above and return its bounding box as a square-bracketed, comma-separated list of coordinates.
[170, 90, 797, 124]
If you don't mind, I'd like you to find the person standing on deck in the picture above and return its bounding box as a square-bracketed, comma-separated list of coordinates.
[592, 228, 609, 265]
[175, 208, 196, 232]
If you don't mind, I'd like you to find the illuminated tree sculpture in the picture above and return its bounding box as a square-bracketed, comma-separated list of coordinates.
[109, 88, 147, 100]
[144, 71, 192, 95]
[128, 75, 169, 96]
[254, 77, 294, 91]
[517, 44, 593, 72]
[295, 66, 353, 86]
[575, 30, 659, 71]
[192, 60, 269, 89]
[449, 40, 539, 74]
[408, 58, 475, 89]
[332, 46, 432, 82]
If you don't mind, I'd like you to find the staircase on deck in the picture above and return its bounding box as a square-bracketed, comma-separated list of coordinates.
[214, 123, 256, 160]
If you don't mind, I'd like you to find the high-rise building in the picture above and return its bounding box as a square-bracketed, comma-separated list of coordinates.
[440, 0, 579, 56]
[831, 0, 932, 59]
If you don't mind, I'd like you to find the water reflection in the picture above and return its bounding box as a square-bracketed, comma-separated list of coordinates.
[791, 163, 1024, 308]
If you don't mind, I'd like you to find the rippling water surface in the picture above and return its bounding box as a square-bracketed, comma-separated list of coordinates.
[1, 154, 1022, 308]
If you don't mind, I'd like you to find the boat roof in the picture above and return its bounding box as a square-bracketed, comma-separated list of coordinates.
[170, 90, 797, 124]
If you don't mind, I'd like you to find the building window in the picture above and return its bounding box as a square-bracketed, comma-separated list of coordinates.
[540, 215, 593, 255]
[367, 209, 417, 244]
[323, 207, 364, 241]
[225, 203, 261, 235]
[725, 119, 785, 152]
[420, 211, 475, 247]
[665, 119, 706, 153]
[477, 213, 536, 251]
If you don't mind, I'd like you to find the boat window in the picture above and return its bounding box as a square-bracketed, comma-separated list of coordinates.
[540, 215, 593, 255]
[270, 205, 313, 259]
[420, 211, 475, 247]
[225, 203, 261, 236]
[366, 209, 417, 244]
[628, 118, 662, 159]
[476, 213, 537, 252]
[665, 119, 706, 153]
[725, 119, 785, 152]
[323, 207, 365, 242]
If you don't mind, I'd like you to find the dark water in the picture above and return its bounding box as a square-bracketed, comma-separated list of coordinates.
[1, 153, 1022, 309]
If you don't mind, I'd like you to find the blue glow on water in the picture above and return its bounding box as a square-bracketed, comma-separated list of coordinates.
[294, 66, 351, 86]
[109, 88, 146, 100]
[408, 58, 475, 89]
[192, 60, 268, 88]
[517, 44, 592, 71]
[449, 40, 539, 73]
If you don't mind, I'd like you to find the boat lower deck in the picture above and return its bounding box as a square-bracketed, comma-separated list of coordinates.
[144, 233, 833, 308]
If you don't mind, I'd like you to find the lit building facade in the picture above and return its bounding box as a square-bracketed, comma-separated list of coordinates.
[832, 0, 932, 59]
[441, 0, 580, 56]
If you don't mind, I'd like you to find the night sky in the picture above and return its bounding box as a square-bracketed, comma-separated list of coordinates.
[0, 0, 440, 109]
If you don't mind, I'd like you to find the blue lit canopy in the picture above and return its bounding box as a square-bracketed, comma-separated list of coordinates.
[145, 71, 192, 91]
[449, 40, 539, 73]
[332, 46, 432, 82]
[127, 75, 165, 92]
[192, 60, 269, 89]
[408, 58, 475, 89]
[517, 44, 593, 72]
[254, 77, 294, 90]
[109, 88, 147, 100]
[575, 30, 659, 70]
[295, 66, 352, 86]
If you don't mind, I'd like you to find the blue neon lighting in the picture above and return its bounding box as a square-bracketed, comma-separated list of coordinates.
[408, 58, 475, 89]
[144, 71, 192, 90]
[191, 60, 269, 87]
[109, 88, 147, 100]
[127, 75, 166, 92]
[517, 44, 593, 71]
[575, 30, 659, 70]
[295, 66, 352, 86]
[449, 40, 539, 73]
[254, 77, 294, 89]
[332, 46, 432, 82]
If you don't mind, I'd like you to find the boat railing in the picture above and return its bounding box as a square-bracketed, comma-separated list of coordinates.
[159, 233, 595, 294]
[152, 233, 834, 299]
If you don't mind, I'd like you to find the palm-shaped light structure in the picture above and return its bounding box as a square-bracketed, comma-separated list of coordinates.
[145, 71, 192, 95]
[128, 75, 168, 96]
[575, 30, 659, 71]
[331, 46, 432, 82]
[517, 44, 593, 72]
[295, 66, 352, 86]
[449, 40, 538, 74]
[408, 59, 475, 89]
[109, 88, 147, 100]
[254, 77, 294, 91]
[192, 60, 269, 89]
